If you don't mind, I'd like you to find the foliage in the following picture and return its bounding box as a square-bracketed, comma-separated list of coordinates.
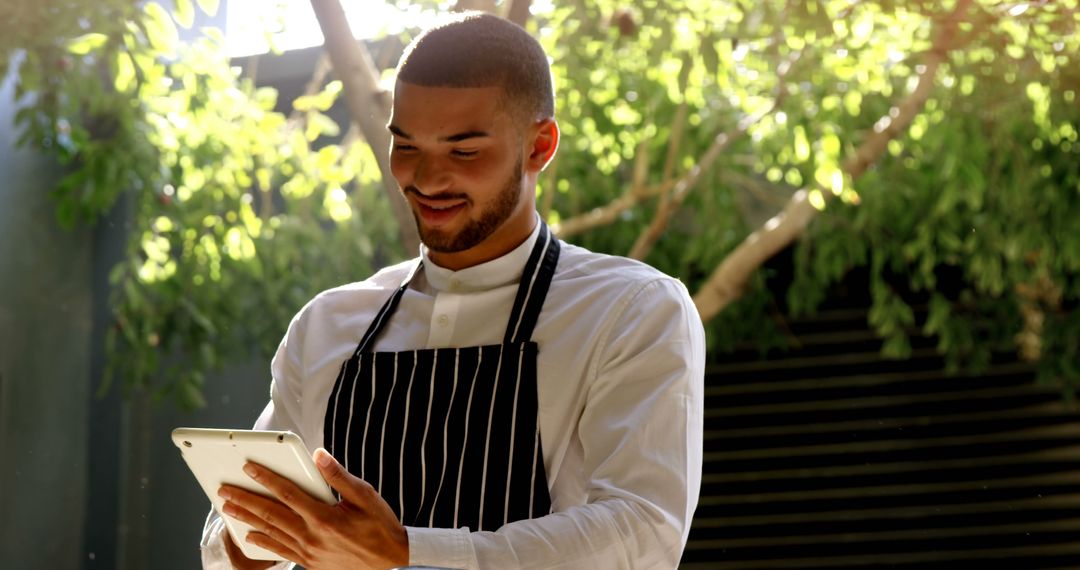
[528, 0, 1079, 393]
[3, 0, 403, 408]
[779, 1, 1080, 391]
[3, 0, 1078, 406]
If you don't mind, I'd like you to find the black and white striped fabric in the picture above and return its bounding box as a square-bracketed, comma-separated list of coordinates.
[323, 224, 560, 531]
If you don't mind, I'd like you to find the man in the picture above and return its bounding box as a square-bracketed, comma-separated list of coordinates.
[201, 12, 704, 570]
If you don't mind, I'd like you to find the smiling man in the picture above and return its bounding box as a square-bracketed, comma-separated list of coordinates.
[200, 12, 704, 570]
[388, 81, 542, 270]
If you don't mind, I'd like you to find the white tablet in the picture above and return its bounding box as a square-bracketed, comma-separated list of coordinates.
[171, 427, 336, 561]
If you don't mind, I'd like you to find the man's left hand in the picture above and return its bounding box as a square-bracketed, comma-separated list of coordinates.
[218, 448, 409, 570]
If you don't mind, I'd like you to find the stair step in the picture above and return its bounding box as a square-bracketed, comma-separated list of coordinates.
[704, 401, 1074, 441]
[680, 540, 1080, 568]
[705, 389, 1059, 429]
[685, 288, 1077, 568]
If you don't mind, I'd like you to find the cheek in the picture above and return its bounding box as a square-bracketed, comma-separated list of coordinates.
[463, 154, 512, 185]
[389, 153, 412, 181]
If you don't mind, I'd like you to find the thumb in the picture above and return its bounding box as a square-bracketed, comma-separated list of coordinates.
[314, 447, 374, 505]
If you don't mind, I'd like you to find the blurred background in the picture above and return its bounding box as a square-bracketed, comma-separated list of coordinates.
[1, 0, 1078, 568]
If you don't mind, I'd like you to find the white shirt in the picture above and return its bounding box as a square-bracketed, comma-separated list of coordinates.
[200, 222, 705, 569]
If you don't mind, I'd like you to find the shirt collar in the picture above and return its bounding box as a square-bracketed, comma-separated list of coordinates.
[420, 217, 542, 293]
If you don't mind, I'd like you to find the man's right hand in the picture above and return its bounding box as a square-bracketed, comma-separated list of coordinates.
[223, 529, 276, 570]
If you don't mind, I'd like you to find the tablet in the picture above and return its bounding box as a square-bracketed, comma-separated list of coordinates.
[171, 427, 336, 561]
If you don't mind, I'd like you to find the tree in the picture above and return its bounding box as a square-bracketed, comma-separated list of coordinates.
[528, 0, 1078, 389]
[3, 0, 1077, 407]
[3, 0, 408, 407]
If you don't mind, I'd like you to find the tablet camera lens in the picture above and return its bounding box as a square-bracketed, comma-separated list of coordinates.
[183, 441, 192, 447]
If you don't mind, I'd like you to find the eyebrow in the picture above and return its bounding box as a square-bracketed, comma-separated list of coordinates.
[387, 124, 491, 143]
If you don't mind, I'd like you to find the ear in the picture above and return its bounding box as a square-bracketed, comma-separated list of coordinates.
[526, 118, 559, 173]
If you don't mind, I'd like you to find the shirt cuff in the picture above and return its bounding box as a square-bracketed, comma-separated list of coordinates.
[406, 526, 475, 570]
[200, 514, 233, 570]
[200, 512, 294, 570]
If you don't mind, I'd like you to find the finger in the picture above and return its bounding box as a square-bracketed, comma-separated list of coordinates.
[219, 485, 307, 538]
[244, 530, 306, 566]
[221, 498, 307, 558]
[314, 448, 377, 506]
[240, 461, 327, 521]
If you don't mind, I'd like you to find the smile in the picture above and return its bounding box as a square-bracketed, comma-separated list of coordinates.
[412, 195, 468, 227]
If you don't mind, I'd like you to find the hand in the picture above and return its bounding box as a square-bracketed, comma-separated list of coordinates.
[222, 529, 275, 570]
[218, 448, 409, 570]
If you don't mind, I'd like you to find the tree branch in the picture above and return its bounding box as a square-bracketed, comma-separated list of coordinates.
[692, 0, 973, 323]
[506, 0, 532, 26]
[452, 0, 497, 13]
[661, 103, 689, 184]
[551, 139, 652, 238]
[286, 51, 331, 128]
[309, 0, 420, 254]
[724, 169, 798, 210]
[627, 51, 799, 260]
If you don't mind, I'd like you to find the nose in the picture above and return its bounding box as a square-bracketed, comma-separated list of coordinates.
[413, 155, 452, 196]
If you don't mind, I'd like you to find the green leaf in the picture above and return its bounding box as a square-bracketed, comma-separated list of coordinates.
[181, 298, 218, 335]
[174, 0, 195, 29]
[109, 264, 127, 285]
[196, 0, 220, 17]
[67, 33, 108, 55]
[199, 343, 216, 368]
[305, 112, 341, 141]
[882, 333, 912, 359]
[55, 199, 77, 229]
[114, 51, 136, 93]
[178, 374, 208, 410]
[293, 80, 343, 112]
[144, 2, 179, 58]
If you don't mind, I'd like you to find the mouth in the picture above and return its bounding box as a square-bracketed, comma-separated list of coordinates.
[408, 191, 469, 227]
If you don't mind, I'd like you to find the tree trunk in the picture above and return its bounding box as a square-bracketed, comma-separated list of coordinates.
[506, 0, 532, 26]
[453, 0, 497, 13]
[309, 0, 420, 255]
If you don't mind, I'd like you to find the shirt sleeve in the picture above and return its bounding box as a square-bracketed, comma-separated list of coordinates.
[406, 277, 706, 570]
[199, 309, 309, 570]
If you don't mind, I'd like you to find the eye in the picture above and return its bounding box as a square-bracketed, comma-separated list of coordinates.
[393, 143, 417, 153]
[452, 149, 478, 158]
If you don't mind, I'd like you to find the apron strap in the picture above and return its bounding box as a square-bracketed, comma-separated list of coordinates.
[356, 223, 561, 354]
[503, 223, 560, 345]
[354, 259, 422, 357]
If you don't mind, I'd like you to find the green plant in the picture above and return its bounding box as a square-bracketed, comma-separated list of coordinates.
[4, 0, 1077, 407]
[5, 0, 403, 408]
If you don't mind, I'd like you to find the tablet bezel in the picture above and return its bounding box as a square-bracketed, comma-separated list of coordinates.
[171, 427, 336, 562]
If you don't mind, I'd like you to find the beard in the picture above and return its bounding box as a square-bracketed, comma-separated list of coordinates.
[408, 154, 524, 253]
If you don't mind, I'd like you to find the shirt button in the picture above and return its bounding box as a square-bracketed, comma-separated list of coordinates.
[437, 314, 450, 326]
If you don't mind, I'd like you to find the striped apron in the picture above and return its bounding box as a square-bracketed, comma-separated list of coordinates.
[323, 224, 559, 531]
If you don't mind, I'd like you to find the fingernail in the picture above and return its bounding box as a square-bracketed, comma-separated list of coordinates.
[222, 502, 237, 517]
[217, 487, 232, 500]
[316, 449, 332, 467]
[243, 463, 259, 479]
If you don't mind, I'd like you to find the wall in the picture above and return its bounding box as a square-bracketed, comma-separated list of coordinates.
[0, 8, 359, 569]
[0, 59, 93, 569]
[0, 10, 271, 569]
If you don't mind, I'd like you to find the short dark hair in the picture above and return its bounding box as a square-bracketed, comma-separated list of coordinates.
[396, 12, 555, 122]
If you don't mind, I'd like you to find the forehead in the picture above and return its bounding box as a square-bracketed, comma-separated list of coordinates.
[390, 82, 511, 137]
